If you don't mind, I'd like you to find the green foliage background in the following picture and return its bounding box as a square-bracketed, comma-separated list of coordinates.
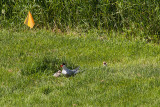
[0, 0, 160, 39]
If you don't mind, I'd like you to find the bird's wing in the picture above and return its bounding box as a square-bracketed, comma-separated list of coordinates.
[71, 67, 80, 74]
[67, 70, 75, 75]
[74, 70, 80, 74]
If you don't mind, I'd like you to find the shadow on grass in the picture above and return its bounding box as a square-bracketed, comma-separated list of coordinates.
[21, 56, 78, 76]
[41, 86, 52, 95]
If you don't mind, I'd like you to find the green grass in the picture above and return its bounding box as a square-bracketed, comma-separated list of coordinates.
[0, 29, 160, 106]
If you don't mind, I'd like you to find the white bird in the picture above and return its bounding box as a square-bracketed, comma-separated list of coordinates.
[61, 63, 80, 76]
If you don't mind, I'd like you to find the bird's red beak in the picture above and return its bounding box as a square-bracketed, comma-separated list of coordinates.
[60, 65, 63, 67]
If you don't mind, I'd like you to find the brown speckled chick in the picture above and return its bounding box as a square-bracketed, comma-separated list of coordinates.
[53, 70, 61, 77]
[103, 62, 107, 66]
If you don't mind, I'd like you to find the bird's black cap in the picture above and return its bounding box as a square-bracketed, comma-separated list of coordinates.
[62, 63, 65, 65]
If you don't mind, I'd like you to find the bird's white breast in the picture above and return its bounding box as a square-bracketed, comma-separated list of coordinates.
[62, 69, 67, 74]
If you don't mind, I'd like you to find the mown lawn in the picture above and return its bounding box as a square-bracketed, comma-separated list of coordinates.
[0, 29, 160, 106]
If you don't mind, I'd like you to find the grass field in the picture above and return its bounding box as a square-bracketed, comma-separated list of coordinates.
[0, 29, 160, 106]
